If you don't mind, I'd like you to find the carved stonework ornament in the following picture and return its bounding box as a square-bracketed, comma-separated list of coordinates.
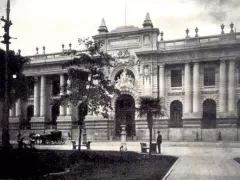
[115, 68, 135, 90]
[167, 92, 185, 96]
[113, 49, 135, 66]
[201, 90, 219, 95]
[143, 65, 150, 77]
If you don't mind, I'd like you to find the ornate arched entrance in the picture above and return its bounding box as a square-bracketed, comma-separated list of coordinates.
[202, 99, 216, 129]
[170, 100, 183, 128]
[115, 94, 135, 137]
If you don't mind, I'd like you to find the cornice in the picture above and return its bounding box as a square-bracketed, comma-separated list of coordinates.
[136, 43, 240, 56]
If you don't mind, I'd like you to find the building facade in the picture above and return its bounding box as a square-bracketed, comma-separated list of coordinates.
[6, 13, 240, 141]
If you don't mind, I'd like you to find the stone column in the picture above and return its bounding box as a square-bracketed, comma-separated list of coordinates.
[228, 60, 236, 112]
[9, 107, 15, 117]
[66, 78, 72, 115]
[82, 127, 87, 144]
[59, 74, 65, 116]
[219, 60, 227, 112]
[159, 64, 165, 98]
[40, 75, 46, 116]
[15, 99, 21, 117]
[34, 76, 40, 116]
[193, 62, 200, 112]
[184, 63, 192, 113]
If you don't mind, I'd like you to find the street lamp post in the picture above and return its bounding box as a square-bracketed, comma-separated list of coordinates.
[1, 0, 11, 148]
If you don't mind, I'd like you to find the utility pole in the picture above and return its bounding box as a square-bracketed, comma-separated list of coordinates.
[1, 0, 12, 149]
[124, 0, 127, 26]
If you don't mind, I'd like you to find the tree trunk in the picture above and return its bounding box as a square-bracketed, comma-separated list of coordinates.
[149, 127, 152, 156]
[147, 113, 153, 156]
[78, 125, 82, 151]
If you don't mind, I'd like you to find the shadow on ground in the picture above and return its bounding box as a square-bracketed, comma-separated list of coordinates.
[0, 149, 177, 180]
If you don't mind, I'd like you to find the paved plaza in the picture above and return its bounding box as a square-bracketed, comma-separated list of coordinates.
[27, 140, 240, 180]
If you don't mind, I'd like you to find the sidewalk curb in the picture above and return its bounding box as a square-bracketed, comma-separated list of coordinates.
[162, 156, 180, 180]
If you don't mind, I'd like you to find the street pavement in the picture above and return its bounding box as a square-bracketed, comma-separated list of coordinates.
[25, 140, 240, 180]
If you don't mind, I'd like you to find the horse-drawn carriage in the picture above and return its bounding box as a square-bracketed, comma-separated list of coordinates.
[29, 130, 66, 145]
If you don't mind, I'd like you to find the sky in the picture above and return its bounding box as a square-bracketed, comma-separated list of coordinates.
[0, 0, 239, 55]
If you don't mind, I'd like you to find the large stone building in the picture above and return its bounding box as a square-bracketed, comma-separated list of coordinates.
[5, 13, 240, 141]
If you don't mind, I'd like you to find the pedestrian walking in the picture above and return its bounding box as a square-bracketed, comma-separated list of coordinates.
[157, 131, 162, 154]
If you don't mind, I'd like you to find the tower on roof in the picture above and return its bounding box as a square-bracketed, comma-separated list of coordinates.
[98, 18, 108, 34]
[143, 12, 153, 28]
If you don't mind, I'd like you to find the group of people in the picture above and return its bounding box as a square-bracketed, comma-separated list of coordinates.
[17, 134, 36, 149]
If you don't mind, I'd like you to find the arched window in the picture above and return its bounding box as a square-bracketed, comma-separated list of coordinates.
[202, 99, 216, 129]
[170, 100, 183, 128]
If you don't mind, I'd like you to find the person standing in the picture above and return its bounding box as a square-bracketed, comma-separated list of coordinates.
[157, 131, 162, 154]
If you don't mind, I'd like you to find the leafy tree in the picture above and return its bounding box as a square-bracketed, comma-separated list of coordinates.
[0, 49, 33, 106]
[137, 97, 165, 155]
[54, 38, 119, 151]
[0, 49, 32, 147]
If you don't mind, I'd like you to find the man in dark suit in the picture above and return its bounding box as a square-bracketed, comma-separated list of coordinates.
[157, 131, 162, 154]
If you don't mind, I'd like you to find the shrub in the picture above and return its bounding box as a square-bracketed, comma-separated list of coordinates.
[0, 149, 65, 179]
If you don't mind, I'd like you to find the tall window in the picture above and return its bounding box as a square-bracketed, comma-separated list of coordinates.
[51, 104, 59, 126]
[171, 70, 182, 87]
[238, 69, 240, 85]
[204, 68, 215, 86]
[170, 100, 183, 128]
[27, 77, 34, 96]
[52, 76, 60, 96]
[237, 100, 240, 127]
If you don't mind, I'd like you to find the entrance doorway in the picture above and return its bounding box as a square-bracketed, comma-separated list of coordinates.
[202, 99, 216, 129]
[169, 100, 183, 128]
[237, 100, 240, 127]
[51, 104, 59, 126]
[115, 94, 135, 137]
[27, 105, 34, 123]
[26, 105, 34, 129]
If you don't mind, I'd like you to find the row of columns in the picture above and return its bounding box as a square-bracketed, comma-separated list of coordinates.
[159, 60, 236, 114]
[186, 61, 235, 113]
[59, 74, 72, 116]
[9, 99, 21, 117]
[9, 74, 72, 119]
[33, 74, 72, 117]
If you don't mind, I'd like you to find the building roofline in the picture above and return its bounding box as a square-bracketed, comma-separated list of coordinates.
[160, 32, 240, 43]
[93, 27, 160, 39]
[135, 43, 240, 56]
